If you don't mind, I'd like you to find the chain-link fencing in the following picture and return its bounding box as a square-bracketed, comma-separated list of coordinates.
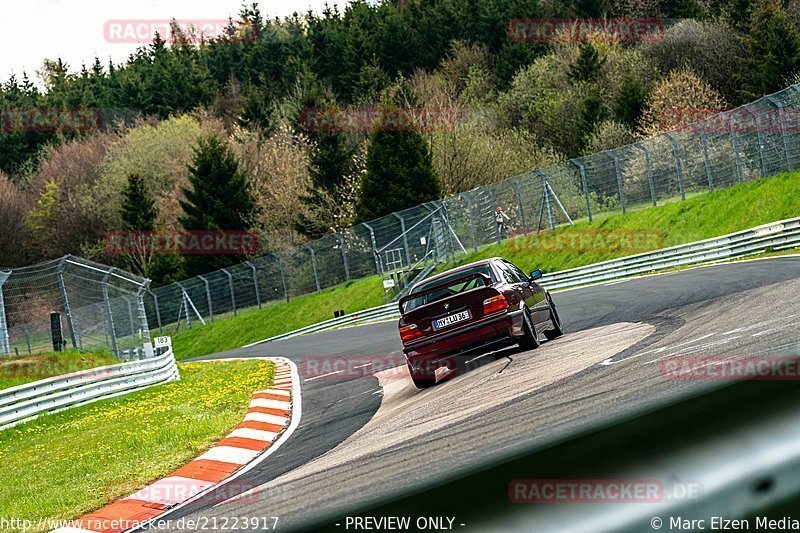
[0, 256, 150, 358]
[145, 84, 800, 333]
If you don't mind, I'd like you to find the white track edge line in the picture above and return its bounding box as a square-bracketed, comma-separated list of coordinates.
[125, 356, 302, 533]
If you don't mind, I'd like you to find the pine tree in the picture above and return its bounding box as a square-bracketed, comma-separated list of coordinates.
[569, 43, 604, 83]
[120, 173, 184, 284]
[355, 114, 440, 223]
[122, 174, 156, 231]
[744, 0, 800, 97]
[614, 74, 646, 127]
[296, 131, 356, 239]
[179, 135, 257, 276]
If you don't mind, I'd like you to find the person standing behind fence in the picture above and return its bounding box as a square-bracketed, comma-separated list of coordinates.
[495, 206, 510, 236]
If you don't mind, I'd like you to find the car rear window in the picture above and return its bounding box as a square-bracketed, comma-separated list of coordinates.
[403, 265, 495, 312]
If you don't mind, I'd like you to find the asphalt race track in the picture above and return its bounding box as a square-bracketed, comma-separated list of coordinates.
[139, 256, 800, 532]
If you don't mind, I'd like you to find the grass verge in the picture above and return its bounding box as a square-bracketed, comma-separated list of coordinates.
[435, 170, 800, 276]
[170, 274, 386, 360]
[0, 359, 274, 530]
[169, 170, 800, 359]
[0, 350, 118, 390]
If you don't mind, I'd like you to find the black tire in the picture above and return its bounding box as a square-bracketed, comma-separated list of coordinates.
[517, 306, 540, 350]
[544, 294, 564, 341]
[407, 362, 436, 389]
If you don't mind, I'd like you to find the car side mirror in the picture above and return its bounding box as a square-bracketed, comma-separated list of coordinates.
[530, 269, 543, 281]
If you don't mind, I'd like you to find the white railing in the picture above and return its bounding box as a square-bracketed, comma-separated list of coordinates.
[0, 346, 179, 429]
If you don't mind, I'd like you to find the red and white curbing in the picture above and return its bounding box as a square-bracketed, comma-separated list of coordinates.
[52, 357, 298, 533]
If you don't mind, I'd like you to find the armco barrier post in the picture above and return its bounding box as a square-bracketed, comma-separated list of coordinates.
[662, 132, 686, 201]
[198, 275, 214, 322]
[248, 262, 262, 309]
[222, 268, 237, 316]
[633, 143, 657, 206]
[0, 271, 9, 355]
[335, 234, 350, 281]
[56, 256, 78, 349]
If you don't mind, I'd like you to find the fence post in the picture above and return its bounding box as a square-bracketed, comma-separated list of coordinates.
[101, 269, 118, 357]
[248, 262, 262, 309]
[56, 256, 78, 349]
[135, 280, 152, 356]
[633, 143, 657, 206]
[221, 268, 237, 316]
[534, 169, 555, 230]
[0, 271, 10, 355]
[306, 246, 321, 294]
[603, 150, 627, 214]
[696, 127, 714, 192]
[148, 290, 162, 334]
[460, 192, 478, 252]
[662, 133, 686, 201]
[126, 296, 135, 338]
[335, 234, 350, 281]
[198, 275, 214, 323]
[273, 254, 289, 303]
[362, 223, 382, 276]
[512, 178, 527, 235]
[766, 95, 793, 172]
[724, 112, 745, 184]
[177, 283, 191, 330]
[569, 160, 593, 221]
[744, 105, 768, 177]
[487, 188, 501, 244]
[393, 213, 412, 267]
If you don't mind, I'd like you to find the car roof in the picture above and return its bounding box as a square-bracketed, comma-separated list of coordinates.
[410, 258, 502, 291]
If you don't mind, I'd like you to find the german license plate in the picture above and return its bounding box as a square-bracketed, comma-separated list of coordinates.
[433, 310, 471, 330]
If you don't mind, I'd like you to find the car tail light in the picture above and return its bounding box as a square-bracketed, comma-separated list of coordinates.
[399, 323, 423, 343]
[483, 294, 509, 315]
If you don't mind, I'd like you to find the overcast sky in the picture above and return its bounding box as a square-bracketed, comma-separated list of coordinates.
[0, 0, 347, 83]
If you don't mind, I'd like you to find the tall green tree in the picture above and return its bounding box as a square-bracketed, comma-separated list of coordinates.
[120, 173, 184, 284]
[614, 74, 646, 127]
[356, 114, 440, 222]
[121, 173, 157, 231]
[179, 135, 257, 276]
[570, 43, 604, 83]
[743, 0, 800, 97]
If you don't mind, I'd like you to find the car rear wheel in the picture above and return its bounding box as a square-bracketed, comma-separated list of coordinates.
[544, 294, 564, 340]
[407, 362, 436, 389]
[517, 306, 540, 350]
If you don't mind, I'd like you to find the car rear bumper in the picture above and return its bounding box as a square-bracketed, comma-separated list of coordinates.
[403, 309, 524, 365]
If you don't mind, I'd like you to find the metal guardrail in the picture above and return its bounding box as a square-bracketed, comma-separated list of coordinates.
[540, 217, 800, 290]
[246, 218, 800, 343]
[0, 347, 179, 429]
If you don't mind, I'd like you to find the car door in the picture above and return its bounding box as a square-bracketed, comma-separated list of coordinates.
[505, 260, 548, 325]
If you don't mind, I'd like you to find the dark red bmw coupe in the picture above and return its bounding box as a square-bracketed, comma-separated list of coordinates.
[398, 257, 563, 388]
